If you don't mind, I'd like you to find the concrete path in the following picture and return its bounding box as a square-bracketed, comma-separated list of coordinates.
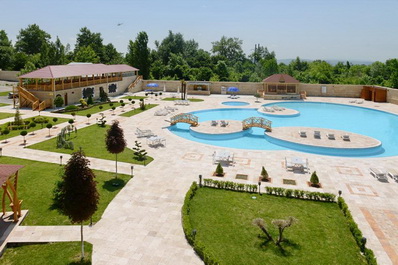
[1, 95, 398, 264]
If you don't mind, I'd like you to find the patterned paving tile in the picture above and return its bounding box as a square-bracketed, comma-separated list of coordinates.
[346, 183, 378, 197]
[234, 157, 251, 166]
[181, 152, 203, 161]
[336, 166, 363, 176]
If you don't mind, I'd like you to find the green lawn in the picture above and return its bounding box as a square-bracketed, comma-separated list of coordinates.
[120, 95, 147, 100]
[0, 112, 14, 120]
[0, 91, 11, 97]
[188, 188, 366, 265]
[0, 103, 10, 107]
[28, 124, 153, 165]
[65, 102, 124, 116]
[162, 97, 204, 102]
[0, 242, 92, 265]
[119, 104, 158, 117]
[0, 116, 70, 141]
[0, 156, 131, 225]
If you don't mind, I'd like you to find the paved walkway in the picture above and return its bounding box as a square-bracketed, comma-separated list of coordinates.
[1, 95, 398, 264]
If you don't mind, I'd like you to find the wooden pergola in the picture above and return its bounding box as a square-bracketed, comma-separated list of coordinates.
[0, 165, 24, 222]
[262, 74, 300, 95]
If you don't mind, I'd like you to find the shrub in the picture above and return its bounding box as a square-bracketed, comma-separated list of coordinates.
[87, 95, 93, 105]
[54, 96, 64, 107]
[79, 98, 87, 108]
[310, 171, 320, 187]
[119, 100, 124, 104]
[52, 117, 58, 123]
[99, 87, 109, 102]
[29, 122, 36, 129]
[260, 166, 269, 181]
[65, 105, 78, 111]
[68, 119, 74, 125]
[215, 163, 224, 176]
[99, 105, 103, 110]
[20, 130, 27, 137]
[2, 129, 9, 136]
[109, 103, 114, 107]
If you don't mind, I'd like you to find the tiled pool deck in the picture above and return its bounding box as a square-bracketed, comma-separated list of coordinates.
[1, 94, 398, 265]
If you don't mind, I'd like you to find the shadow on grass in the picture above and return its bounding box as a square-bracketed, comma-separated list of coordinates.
[102, 178, 126, 192]
[69, 259, 91, 265]
[256, 235, 300, 257]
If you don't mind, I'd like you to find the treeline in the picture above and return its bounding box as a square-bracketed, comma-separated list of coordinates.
[0, 24, 397, 88]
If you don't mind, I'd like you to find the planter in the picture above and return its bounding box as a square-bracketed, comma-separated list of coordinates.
[258, 176, 272, 183]
[307, 181, 322, 188]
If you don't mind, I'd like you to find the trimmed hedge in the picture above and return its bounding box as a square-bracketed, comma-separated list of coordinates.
[182, 182, 220, 265]
[203, 179, 257, 193]
[337, 197, 377, 265]
[265, 186, 336, 202]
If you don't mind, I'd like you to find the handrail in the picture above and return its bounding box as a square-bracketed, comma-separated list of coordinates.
[32, 100, 39, 111]
[129, 75, 143, 89]
[38, 101, 46, 111]
[18, 86, 38, 102]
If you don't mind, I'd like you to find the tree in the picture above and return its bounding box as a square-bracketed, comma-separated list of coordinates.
[272, 216, 298, 245]
[56, 150, 99, 259]
[103, 43, 123, 64]
[99, 87, 109, 102]
[54, 95, 64, 107]
[86, 114, 91, 124]
[75, 27, 104, 61]
[214, 60, 229, 81]
[132, 141, 147, 163]
[49, 36, 68, 65]
[126, 32, 150, 78]
[260, 166, 269, 181]
[215, 163, 224, 176]
[157, 30, 185, 64]
[105, 121, 126, 179]
[14, 107, 24, 125]
[211, 36, 245, 65]
[310, 171, 320, 187]
[252, 218, 273, 241]
[15, 24, 51, 55]
[46, 123, 53, 136]
[74, 45, 100, 63]
[20, 130, 28, 143]
[0, 30, 14, 70]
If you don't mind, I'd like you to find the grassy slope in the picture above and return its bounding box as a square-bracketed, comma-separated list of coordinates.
[0, 242, 92, 265]
[27, 124, 153, 165]
[189, 188, 366, 265]
[0, 156, 131, 225]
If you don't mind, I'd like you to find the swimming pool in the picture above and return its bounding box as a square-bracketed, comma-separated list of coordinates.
[222, 101, 250, 106]
[168, 102, 398, 157]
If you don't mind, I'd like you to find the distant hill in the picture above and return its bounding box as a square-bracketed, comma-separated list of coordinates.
[277, 58, 374, 66]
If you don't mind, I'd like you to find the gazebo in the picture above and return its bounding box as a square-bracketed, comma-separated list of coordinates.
[261, 74, 300, 99]
[0, 164, 24, 222]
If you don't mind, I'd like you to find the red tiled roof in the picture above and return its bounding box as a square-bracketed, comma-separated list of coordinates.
[0, 164, 24, 185]
[19, 64, 139, 79]
[263, 74, 300, 83]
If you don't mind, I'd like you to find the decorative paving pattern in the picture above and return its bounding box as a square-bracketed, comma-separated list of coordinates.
[336, 166, 363, 176]
[346, 184, 379, 197]
[361, 208, 398, 265]
[234, 157, 251, 166]
[181, 152, 203, 161]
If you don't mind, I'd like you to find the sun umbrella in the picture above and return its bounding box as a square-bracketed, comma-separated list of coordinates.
[146, 83, 159, 88]
[227, 87, 239, 93]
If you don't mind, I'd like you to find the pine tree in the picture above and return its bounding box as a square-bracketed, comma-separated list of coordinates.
[310, 171, 320, 187]
[132, 141, 147, 162]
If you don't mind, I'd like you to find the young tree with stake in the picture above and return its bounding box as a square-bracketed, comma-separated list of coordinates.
[105, 120, 126, 179]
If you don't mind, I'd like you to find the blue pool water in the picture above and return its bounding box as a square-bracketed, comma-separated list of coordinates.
[222, 101, 250, 106]
[168, 102, 398, 157]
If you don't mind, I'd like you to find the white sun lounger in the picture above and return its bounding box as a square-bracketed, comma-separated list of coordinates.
[213, 151, 234, 164]
[326, 133, 335, 140]
[211, 120, 218, 126]
[370, 168, 388, 180]
[357, 100, 364, 104]
[341, 134, 350, 141]
[263, 107, 275, 112]
[298, 130, 307, 137]
[220, 120, 229, 127]
[136, 128, 155, 138]
[314, 131, 321, 138]
[388, 169, 398, 180]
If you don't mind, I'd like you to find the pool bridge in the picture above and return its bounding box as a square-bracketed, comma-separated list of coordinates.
[170, 113, 199, 126]
[242, 117, 272, 132]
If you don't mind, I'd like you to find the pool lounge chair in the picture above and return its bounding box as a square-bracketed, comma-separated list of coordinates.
[341, 134, 350, 141]
[349, 99, 357, 103]
[357, 100, 364, 104]
[298, 130, 307, 137]
[213, 150, 234, 164]
[326, 133, 335, 140]
[136, 128, 155, 138]
[388, 169, 398, 180]
[370, 168, 388, 180]
[211, 120, 218, 126]
[314, 131, 321, 138]
[263, 107, 275, 112]
[220, 120, 229, 127]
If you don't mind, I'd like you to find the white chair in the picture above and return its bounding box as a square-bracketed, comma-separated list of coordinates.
[357, 100, 364, 104]
[220, 120, 229, 127]
[314, 131, 321, 138]
[388, 169, 398, 180]
[136, 128, 155, 138]
[211, 120, 218, 126]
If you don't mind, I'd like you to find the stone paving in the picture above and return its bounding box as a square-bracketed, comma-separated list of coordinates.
[1, 94, 398, 264]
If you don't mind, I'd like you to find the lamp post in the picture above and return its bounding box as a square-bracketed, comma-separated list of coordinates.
[258, 181, 261, 195]
[338, 190, 342, 197]
[60, 155, 63, 166]
[0, 147, 2, 157]
[131, 165, 134, 178]
[199, 174, 202, 187]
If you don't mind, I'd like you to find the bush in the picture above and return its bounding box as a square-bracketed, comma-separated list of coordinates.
[87, 95, 94, 105]
[79, 98, 87, 108]
[68, 119, 74, 125]
[52, 117, 58, 123]
[64, 105, 78, 111]
[260, 166, 269, 181]
[29, 122, 36, 129]
[20, 130, 27, 137]
[54, 96, 64, 107]
[310, 171, 320, 187]
[215, 163, 224, 176]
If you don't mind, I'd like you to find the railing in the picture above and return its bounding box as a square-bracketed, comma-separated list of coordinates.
[170, 113, 199, 126]
[129, 75, 143, 89]
[38, 101, 46, 111]
[242, 117, 272, 132]
[23, 76, 123, 91]
[18, 86, 46, 111]
[18, 86, 39, 103]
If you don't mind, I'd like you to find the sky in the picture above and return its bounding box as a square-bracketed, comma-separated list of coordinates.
[1, 0, 398, 62]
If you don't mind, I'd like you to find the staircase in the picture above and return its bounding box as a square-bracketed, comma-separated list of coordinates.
[128, 75, 143, 92]
[17, 86, 47, 111]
